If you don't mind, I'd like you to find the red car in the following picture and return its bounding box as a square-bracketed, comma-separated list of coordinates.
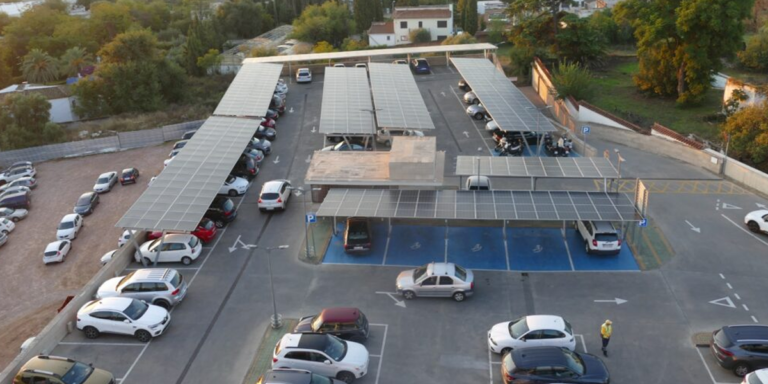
[147, 218, 217, 243]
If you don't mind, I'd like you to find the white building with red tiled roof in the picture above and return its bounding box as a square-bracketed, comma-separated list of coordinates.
[368, 21, 396, 47]
[391, 4, 453, 45]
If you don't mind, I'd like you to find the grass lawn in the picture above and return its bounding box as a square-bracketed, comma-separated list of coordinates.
[720, 67, 768, 86]
[588, 58, 724, 142]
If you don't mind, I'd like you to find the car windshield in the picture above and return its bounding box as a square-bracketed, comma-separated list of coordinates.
[413, 265, 428, 281]
[123, 299, 149, 320]
[122, 170, 133, 177]
[60, 361, 94, 384]
[200, 219, 214, 230]
[455, 265, 467, 281]
[310, 374, 332, 384]
[58, 221, 74, 229]
[748, 373, 765, 384]
[188, 236, 199, 248]
[117, 271, 136, 288]
[562, 349, 585, 375]
[595, 233, 618, 242]
[564, 319, 573, 336]
[222, 199, 234, 211]
[170, 272, 183, 289]
[97, 177, 109, 184]
[261, 192, 279, 200]
[324, 335, 347, 361]
[77, 196, 91, 206]
[226, 175, 236, 184]
[147, 239, 162, 251]
[509, 318, 529, 338]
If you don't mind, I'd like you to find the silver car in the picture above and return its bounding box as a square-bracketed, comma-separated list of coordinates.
[466, 103, 488, 120]
[96, 268, 188, 309]
[463, 91, 479, 104]
[396, 262, 474, 302]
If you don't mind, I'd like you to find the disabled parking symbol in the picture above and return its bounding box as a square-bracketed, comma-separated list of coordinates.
[471, 244, 483, 252]
[533, 244, 543, 253]
[410, 242, 422, 250]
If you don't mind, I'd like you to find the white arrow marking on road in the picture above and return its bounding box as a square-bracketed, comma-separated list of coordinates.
[478, 147, 483, 152]
[375, 292, 406, 308]
[594, 298, 628, 305]
[709, 296, 736, 308]
[294, 189, 302, 197]
[533, 244, 543, 253]
[462, 131, 470, 138]
[722, 203, 742, 210]
[289, 107, 294, 113]
[305, 155, 312, 163]
[757, 203, 767, 209]
[229, 235, 252, 253]
[273, 156, 280, 164]
[311, 126, 316, 133]
[685, 220, 701, 233]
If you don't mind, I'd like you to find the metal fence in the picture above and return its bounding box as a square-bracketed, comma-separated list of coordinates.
[0, 120, 205, 166]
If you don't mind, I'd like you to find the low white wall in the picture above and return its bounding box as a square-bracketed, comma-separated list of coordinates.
[578, 104, 632, 131]
[722, 154, 768, 195]
[0, 234, 144, 384]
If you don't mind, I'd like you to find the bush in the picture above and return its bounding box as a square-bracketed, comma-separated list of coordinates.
[738, 31, 768, 70]
[442, 32, 478, 45]
[508, 45, 546, 81]
[251, 47, 278, 57]
[409, 28, 431, 43]
[552, 61, 596, 101]
[312, 41, 337, 53]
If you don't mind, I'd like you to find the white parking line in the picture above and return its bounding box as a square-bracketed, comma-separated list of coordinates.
[124, 267, 200, 271]
[576, 334, 587, 353]
[562, 229, 576, 271]
[695, 347, 740, 384]
[120, 343, 149, 384]
[488, 347, 495, 384]
[58, 342, 146, 346]
[368, 323, 388, 384]
[721, 214, 768, 246]
[752, 316, 759, 323]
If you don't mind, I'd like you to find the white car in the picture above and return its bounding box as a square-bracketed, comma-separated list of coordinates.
[0, 207, 27, 222]
[164, 157, 174, 167]
[0, 166, 35, 184]
[219, 175, 249, 196]
[93, 172, 118, 193]
[100, 249, 118, 266]
[118, 229, 135, 247]
[56, 214, 83, 240]
[333, 63, 345, 68]
[134, 234, 202, 265]
[148, 176, 157, 186]
[296, 68, 312, 83]
[76, 297, 170, 342]
[744, 369, 768, 384]
[258, 180, 292, 212]
[463, 91, 479, 104]
[355, 63, 367, 69]
[43, 240, 71, 264]
[745, 209, 768, 234]
[0, 176, 37, 192]
[273, 333, 369, 383]
[375, 129, 424, 146]
[485, 119, 500, 132]
[0, 217, 15, 234]
[487, 315, 576, 355]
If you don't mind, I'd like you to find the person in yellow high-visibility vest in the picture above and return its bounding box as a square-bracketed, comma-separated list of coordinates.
[600, 320, 613, 357]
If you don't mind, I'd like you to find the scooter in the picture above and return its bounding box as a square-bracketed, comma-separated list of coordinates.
[497, 137, 523, 156]
[544, 133, 561, 156]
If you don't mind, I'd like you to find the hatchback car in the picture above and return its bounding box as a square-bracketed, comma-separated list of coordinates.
[243, 148, 265, 164]
[258, 180, 292, 212]
[0, 191, 31, 210]
[43, 240, 71, 264]
[711, 325, 768, 376]
[396, 262, 474, 302]
[296, 68, 312, 83]
[0, 165, 35, 185]
[206, 196, 237, 227]
[120, 168, 140, 185]
[744, 369, 768, 384]
[576, 221, 621, 255]
[148, 218, 217, 243]
[171, 140, 187, 155]
[458, 78, 471, 91]
[77, 297, 170, 342]
[249, 137, 272, 155]
[3, 161, 32, 173]
[466, 175, 492, 191]
[93, 172, 118, 193]
[333, 63, 345, 67]
[0, 185, 31, 200]
[100, 249, 118, 266]
[220, 174, 249, 196]
[500, 346, 610, 384]
[344, 218, 371, 253]
[257, 368, 344, 384]
[134, 234, 202, 265]
[745, 210, 768, 234]
[463, 91, 480, 104]
[392, 59, 408, 65]
[1, 176, 36, 190]
[74, 192, 100, 215]
[97, 268, 188, 309]
[488, 315, 576, 355]
[232, 156, 259, 180]
[467, 103, 488, 120]
[0, 217, 15, 234]
[57, 213, 83, 240]
[273, 333, 369, 383]
[410, 58, 431, 74]
[181, 130, 197, 140]
[13, 355, 115, 384]
[118, 229, 135, 247]
[255, 125, 277, 141]
[294, 307, 370, 341]
[0, 207, 27, 222]
[321, 142, 365, 152]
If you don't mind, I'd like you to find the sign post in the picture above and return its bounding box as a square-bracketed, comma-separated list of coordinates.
[581, 125, 590, 152]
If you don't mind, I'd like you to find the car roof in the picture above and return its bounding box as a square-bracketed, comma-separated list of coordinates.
[127, 268, 175, 282]
[752, 369, 768, 382]
[79, 192, 95, 198]
[98, 172, 115, 178]
[157, 233, 195, 242]
[525, 315, 567, 332]
[317, 307, 361, 324]
[45, 240, 67, 251]
[61, 213, 79, 221]
[261, 369, 312, 384]
[122, 168, 135, 173]
[21, 355, 77, 377]
[511, 346, 569, 368]
[724, 325, 768, 342]
[591, 221, 617, 232]
[85, 297, 133, 312]
[426, 262, 456, 276]
[262, 180, 287, 193]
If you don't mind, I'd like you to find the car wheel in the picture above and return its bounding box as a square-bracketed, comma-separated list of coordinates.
[474, 113, 484, 120]
[135, 329, 152, 343]
[501, 347, 511, 355]
[1, 230, 6, 235]
[336, 371, 355, 384]
[747, 221, 761, 233]
[83, 326, 100, 339]
[214, 220, 224, 228]
[181, 256, 192, 265]
[228, 189, 238, 197]
[403, 290, 415, 300]
[384, 140, 392, 147]
[585, 242, 591, 254]
[155, 300, 171, 310]
[473, 99, 480, 105]
[453, 292, 466, 302]
[733, 363, 751, 377]
[143, 257, 152, 265]
[11, 217, 19, 222]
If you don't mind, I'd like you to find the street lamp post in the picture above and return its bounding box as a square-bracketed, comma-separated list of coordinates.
[266, 244, 289, 329]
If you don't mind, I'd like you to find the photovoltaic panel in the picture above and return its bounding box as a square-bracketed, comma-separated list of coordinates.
[214, 63, 284, 117]
[454, 156, 618, 178]
[450, 58, 556, 133]
[316, 189, 643, 222]
[116, 117, 259, 231]
[368, 63, 435, 130]
[319, 67, 375, 135]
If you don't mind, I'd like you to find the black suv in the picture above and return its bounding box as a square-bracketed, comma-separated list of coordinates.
[711, 325, 768, 377]
[294, 307, 370, 341]
[205, 196, 237, 228]
[231, 156, 259, 180]
[501, 346, 609, 384]
[344, 218, 371, 253]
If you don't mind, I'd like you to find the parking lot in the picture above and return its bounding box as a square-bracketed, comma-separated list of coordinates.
[18, 64, 768, 384]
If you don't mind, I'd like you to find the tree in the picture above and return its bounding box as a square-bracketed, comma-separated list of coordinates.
[487, 19, 505, 44]
[739, 29, 768, 70]
[2, 6, 65, 76]
[21, 49, 60, 83]
[555, 14, 606, 64]
[506, 0, 574, 49]
[217, 0, 273, 39]
[89, 2, 133, 46]
[313, 41, 336, 53]
[251, 46, 278, 57]
[0, 44, 12, 88]
[724, 89, 749, 117]
[722, 101, 768, 166]
[463, 0, 478, 35]
[59, 46, 93, 78]
[588, 8, 633, 46]
[291, 2, 355, 47]
[98, 29, 158, 64]
[409, 28, 431, 43]
[552, 61, 596, 101]
[395, 0, 418, 5]
[185, 16, 224, 75]
[197, 48, 222, 74]
[354, 0, 382, 33]
[615, 0, 754, 104]
[442, 33, 478, 45]
[0, 12, 11, 34]
[456, 0, 467, 30]
[0, 93, 65, 150]
[507, 44, 546, 80]
[341, 38, 368, 51]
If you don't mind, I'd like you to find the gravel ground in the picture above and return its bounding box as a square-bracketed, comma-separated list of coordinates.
[0, 143, 172, 369]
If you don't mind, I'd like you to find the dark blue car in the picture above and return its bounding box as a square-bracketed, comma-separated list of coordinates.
[410, 58, 431, 74]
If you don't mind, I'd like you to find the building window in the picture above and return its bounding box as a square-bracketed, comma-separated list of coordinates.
[418, 21, 423, 28]
[400, 21, 407, 29]
[437, 20, 447, 28]
[387, 36, 390, 40]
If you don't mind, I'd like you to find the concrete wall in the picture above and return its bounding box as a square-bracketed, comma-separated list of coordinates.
[0, 234, 144, 384]
[721, 153, 768, 196]
[579, 103, 632, 131]
[369, 34, 395, 47]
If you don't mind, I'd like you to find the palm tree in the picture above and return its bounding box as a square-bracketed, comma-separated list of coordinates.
[59, 47, 94, 78]
[20, 49, 60, 84]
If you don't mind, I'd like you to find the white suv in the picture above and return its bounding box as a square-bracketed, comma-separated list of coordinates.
[273, 333, 369, 383]
[134, 234, 202, 265]
[745, 209, 768, 234]
[258, 180, 292, 212]
[487, 315, 576, 355]
[296, 68, 312, 83]
[576, 220, 621, 255]
[76, 297, 170, 342]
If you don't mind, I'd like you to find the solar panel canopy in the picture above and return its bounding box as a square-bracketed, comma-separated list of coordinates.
[319, 67, 375, 135]
[368, 63, 435, 130]
[116, 117, 259, 231]
[317, 189, 643, 222]
[214, 63, 284, 117]
[451, 58, 556, 133]
[455, 157, 618, 178]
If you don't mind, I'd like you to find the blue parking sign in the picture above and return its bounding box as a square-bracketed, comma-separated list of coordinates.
[306, 213, 316, 223]
[581, 126, 590, 135]
[639, 218, 647, 227]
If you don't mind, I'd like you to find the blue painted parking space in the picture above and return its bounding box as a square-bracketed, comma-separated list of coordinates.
[565, 229, 639, 271]
[507, 228, 572, 271]
[323, 222, 387, 265]
[385, 225, 445, 266]
[447, 227, 507, 270]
